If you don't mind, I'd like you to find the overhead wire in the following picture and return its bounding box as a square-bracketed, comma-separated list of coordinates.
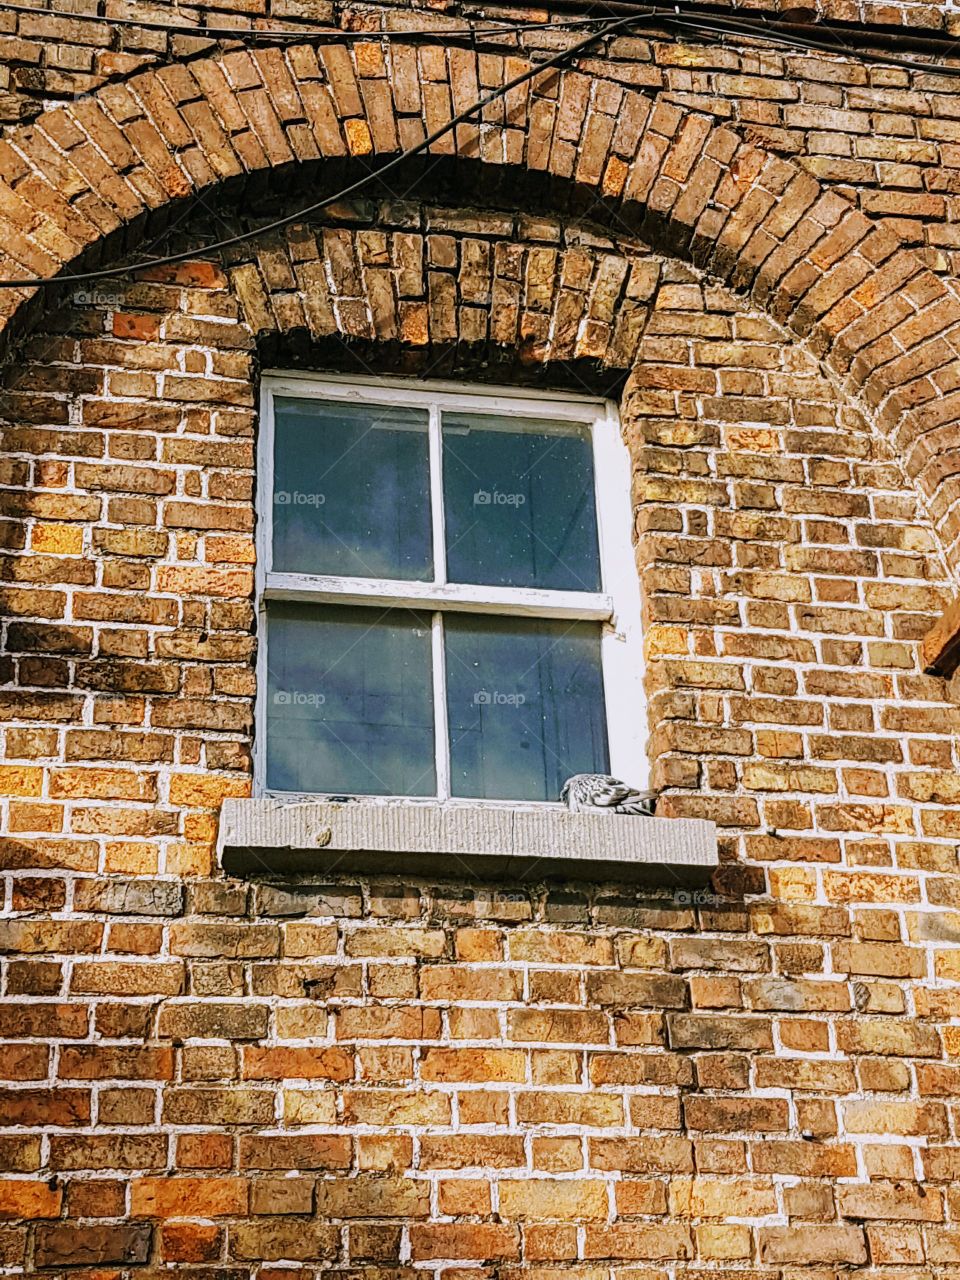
[0, 11, 644, 289]
[0, 1, 632, 41]
[2, 0, 960, 81]
[661, 9, 960, 78]
[4, 0, 960, 78]
[5, 0, 960, 72]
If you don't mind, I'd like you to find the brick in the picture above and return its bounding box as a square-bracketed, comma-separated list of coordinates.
[420, 966, 521, 1001]
[239, 1134, 351, 1170]
[163, 1089, 275, 1126]
[410, 1224, 520, 1261]
[668, 1015, 772, 1050]
[0, 46, 956, 1277]
[158, 1003, 270, 1041]
[345, 928, 445, 958]
[836, 1018, 940, 1057]
[0, 920, 103, 954]
[586, 973, 687, 1007]
[0, 1181, 62, 1220]
[499, 1179, 608, 1221]
[583, 1223, 693, 1260]
[843, 1101, 948, 1138]
[314, 1176, 429, 1218]
[58, 1046, 173, 1081]
[70, 962, 184, 995]
[758, 1226, 867, 1264]
[160, 1221, 222, 1263]
[590, 1137, 693, 1174]
[684, 1096, 789, 1132]
[509, 931, 613, 965]
[420, 1049, 526, 1083]
[838, 1182, 941, 1221]
[420, 1136, 525, 1169]
[131, 1177, 249, 1218]
[516, 1093, 623, 1127]
[507, 1009, 608, 1043]
[0, 1089, 89, 1126]
[230, 1220, 339, 1262]
[671, 1176, 777, 1218]
[342, 1090, 451, 1127]
[36, 1223, 152, 1267]
[242, 1047, 353, 1080]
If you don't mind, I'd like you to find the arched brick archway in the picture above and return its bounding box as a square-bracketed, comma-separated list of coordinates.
[226, 219, 662, 380]
[2, 42, 960, 565]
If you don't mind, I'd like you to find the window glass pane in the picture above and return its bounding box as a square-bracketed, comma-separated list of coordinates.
[444, 615, 608, 801]
[442, 412, 601, 591]
[272, 396, 432, 580]
[265, 602, 435, 796]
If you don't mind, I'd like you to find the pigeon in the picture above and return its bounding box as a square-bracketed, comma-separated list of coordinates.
[560, 773, 658, 816]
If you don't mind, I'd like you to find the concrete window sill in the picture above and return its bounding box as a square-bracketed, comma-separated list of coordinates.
[218, 799, 718, 886]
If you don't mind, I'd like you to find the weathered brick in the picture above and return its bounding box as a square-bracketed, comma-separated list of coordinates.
[759, 1225, 867, 1264]
[131, 1177, 249, 1218]
[35, 1223, 153, 1267]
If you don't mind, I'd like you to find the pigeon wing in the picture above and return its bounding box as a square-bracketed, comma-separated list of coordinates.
[588, 775, 636, 806]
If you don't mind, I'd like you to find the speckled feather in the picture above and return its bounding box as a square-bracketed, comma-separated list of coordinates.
[560, 773, 658, 816]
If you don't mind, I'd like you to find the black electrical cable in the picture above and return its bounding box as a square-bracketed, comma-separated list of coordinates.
[0, 12, 642, 290]
[0, 0, 627, 42]
[662, 10, 960, 78]
[8, 0, 960, 73]
[4, 0, 960, 75]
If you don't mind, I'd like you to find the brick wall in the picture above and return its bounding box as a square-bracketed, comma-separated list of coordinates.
[2, 14, 960, 1280]
[2, 187, 960, 1273]
[6, 6, 960, 275]
[3, 0, 960, 123]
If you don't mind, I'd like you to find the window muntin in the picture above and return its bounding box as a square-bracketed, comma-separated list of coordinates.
[257, 374, 643, 805]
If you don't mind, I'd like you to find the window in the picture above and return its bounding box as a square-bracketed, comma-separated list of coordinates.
[255, 374, 643, 805]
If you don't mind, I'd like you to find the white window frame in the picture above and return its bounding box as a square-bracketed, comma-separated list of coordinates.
[254, 371, 646, 806]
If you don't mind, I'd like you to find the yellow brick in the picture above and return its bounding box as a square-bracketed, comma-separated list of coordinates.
[165, 843, 215, 876]
[283, 1089, 337, 1125]
[602, 154, 628, 197]
[769, 867, 817, 901]
[724, 426, 781, 453]
[204, 535, 256, 564]
[498, 1179, 608, 1222]
[168, 775, 251, 807]
[345, 118, 373, 155]
[50, 767, 155, 801]
[823, 872, 920, 904]
[184, 812, 219, 842]
[672, 1177, 777, 1219]
[354, 42, 385, 76]
[756, 731, 803, 759]
[105, 842, 159, 874]
[697, 1224, 753, 1260]
[644, 626, 688, 658]
[0, 765, 44, 798]
[31, 523, 83, 554]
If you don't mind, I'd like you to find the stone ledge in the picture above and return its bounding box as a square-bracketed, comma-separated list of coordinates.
[219, 799, 718, 886]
